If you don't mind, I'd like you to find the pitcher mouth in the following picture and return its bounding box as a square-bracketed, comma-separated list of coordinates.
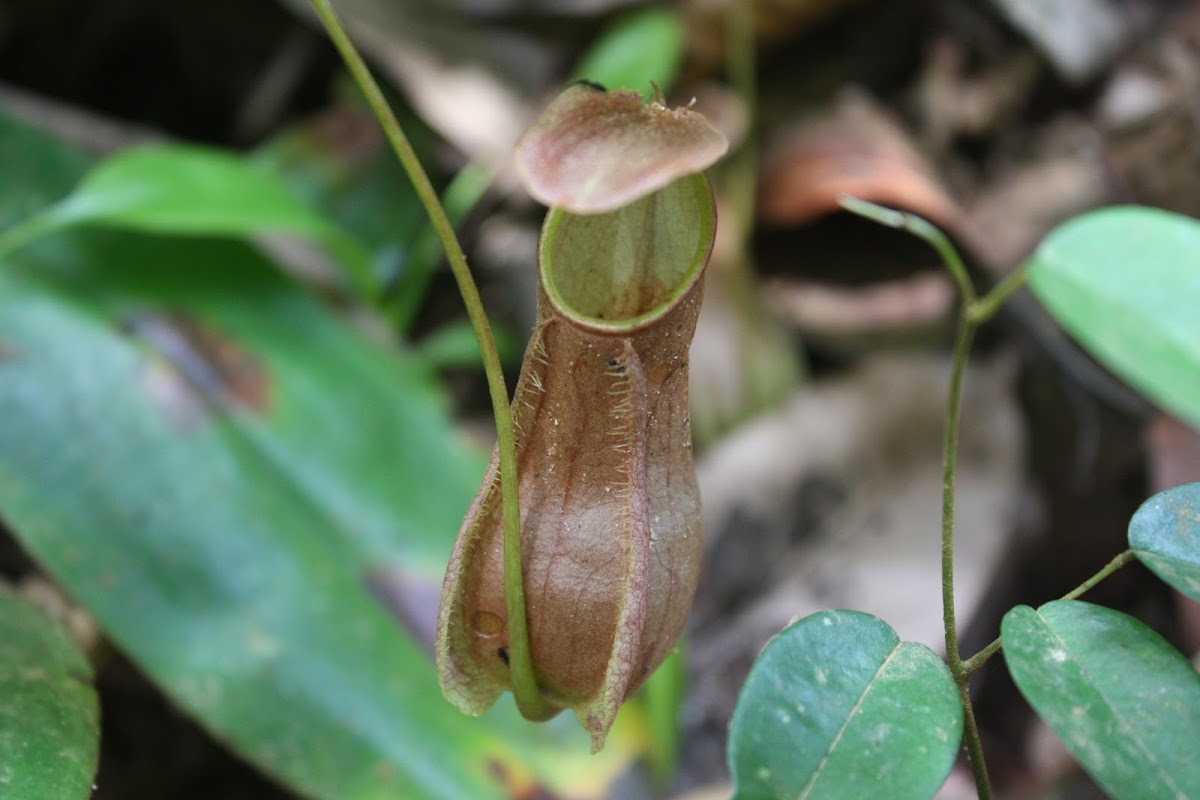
[538, 173, 715, 335]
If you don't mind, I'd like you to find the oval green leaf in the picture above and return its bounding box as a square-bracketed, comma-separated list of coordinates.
[1002, 600, 1200, 800]
[1129, 482, 1200, 602]
[1027, 206, 1200, 428]
[29, 143, 375, 296]
[728, 610, 963, 800]
[0, 587, 99, 800]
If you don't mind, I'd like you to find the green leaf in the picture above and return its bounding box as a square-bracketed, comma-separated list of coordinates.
[1129, 482, 1200, 603]
[384, 161, 493, 332]
[0, 586, 99, 800]
[727, 610, 963, 800]
[1002, 600, 1200, 800]
[416, 319, 521, 371]
[0, 237, 649, 798]
[6, 143, 376, 298]
[0, 111, 90, 229]
[640, 645, 687, 786]
[253, 116, 493, 333]
[252, 111, 426, 288]
[1027, 206, 1200, 428]
[572, 7, 685, 98]
[0, 110, 644, 799]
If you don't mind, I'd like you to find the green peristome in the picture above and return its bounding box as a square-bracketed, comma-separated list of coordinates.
[436, 173, 716, 751]
[541, 173, 714, 330]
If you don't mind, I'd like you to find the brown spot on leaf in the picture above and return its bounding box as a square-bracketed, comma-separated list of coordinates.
[486, 759, 560, 800]
[126, 313, 272, 424]
[140, 358, 209, 430]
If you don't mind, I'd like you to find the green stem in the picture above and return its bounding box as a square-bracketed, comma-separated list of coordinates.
[308, 0, 550, 719]
[968, 266, 1027, 325]
[962, 549, 1138, 675]
[842, 196, 995, 796]
[940, 316, 992, 798]
[719, 0, 804, 414]
[939, 320, 972, 675]
[843, 198, 1143, 796]
[838, 196, 976, 306]
[1062, 549, 1137, 600]
[957, 681, 989, 797]
[961, 637, 1003, 677]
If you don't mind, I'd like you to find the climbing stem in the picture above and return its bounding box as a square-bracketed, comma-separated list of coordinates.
[839, 196, 976, 306]
[309, 0, 550, 719]
[841, 196, 996, 796]
[841, 198, 1143, 797]
[940, 316, 991, 798]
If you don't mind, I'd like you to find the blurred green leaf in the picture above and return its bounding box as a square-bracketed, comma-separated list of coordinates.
[727, 610, 962, 800]
[0, 111, 644, 799]
[384, 161, 493, 332]
[253, 109, 425, 291]
[572, 7, 685, 98]
[1027, 206, 1200, 428]
[416, 319, 521, 371]
[1129, 482, 1200, 603]
[0, 586, 99, 800]
[2, 143, 376, 298]
[640, 645, 686, 786]
[0, 111, 90, 227]
[253, 107, 492, 335]
[1002, 600, 1200, 800]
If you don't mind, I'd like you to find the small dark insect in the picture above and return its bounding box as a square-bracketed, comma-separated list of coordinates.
[572, 78, 607, 92]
